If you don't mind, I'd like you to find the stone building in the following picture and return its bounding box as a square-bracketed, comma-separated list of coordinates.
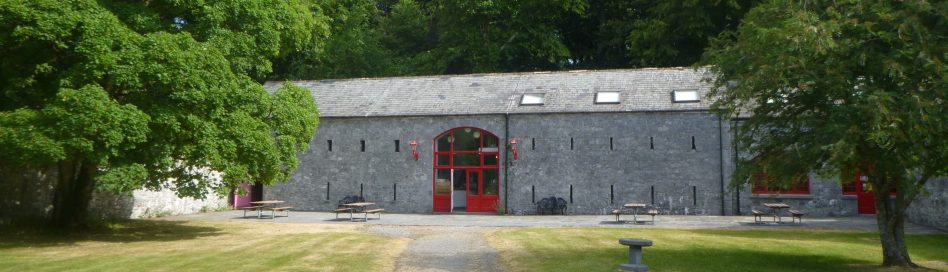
[262, 67, 947, 229]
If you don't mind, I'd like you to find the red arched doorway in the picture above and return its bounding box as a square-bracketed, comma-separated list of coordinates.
[432, 127, 500, 212]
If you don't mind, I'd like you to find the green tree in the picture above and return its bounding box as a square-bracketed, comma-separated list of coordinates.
[433, 0, 587, 73]
[559, 0, 645, 69]
[626, 0, 757, 67]
[0, 0, 322, 227]
[703, 0, 946, 267]
[274, 0, 393, 80]
[379, 0, 441, 76]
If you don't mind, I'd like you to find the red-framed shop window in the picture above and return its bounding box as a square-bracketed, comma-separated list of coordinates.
[752, 173, 810, 195]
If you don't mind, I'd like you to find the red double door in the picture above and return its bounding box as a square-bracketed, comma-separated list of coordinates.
[849, 171, 876, 214]
[855, 175, 876, 214]
[432, 127, 500, 213]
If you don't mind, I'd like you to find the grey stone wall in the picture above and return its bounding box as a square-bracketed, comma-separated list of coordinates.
[0, 166, 227, 223]
[0, 166, 57, 223]
[268, 111, 732, 215]
[269, 111, 947, 222]
[506, 112, 729, 215]
[905, 178, 948, 231]
[266, 115, 507, 213]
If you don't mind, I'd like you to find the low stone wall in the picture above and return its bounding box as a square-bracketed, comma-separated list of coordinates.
[0, 166, 227, 223]
[0, 166, 57, 223]
[127, 189, 227, 218]
[87, 189, 227, 219]
[905, 178, 948, 232]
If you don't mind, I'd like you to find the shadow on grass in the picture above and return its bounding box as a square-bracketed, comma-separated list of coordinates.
[525, 244, 907, 272]
[734, 221, 805, 227]
[599, 220, 656, 225]
[665, 229, 948, 263]
[0, 220, 223, 250]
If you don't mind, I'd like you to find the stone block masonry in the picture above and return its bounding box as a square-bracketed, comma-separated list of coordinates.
[269, 111, 733, 215]
[905, 178, 948, 231]
[506, 112, 728, 215]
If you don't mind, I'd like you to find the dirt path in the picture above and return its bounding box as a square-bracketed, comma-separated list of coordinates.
[370, 226, 502, 272]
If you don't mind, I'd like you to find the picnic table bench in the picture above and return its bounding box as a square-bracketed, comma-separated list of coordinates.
[364, 208, 385, 220]
[237, 205, 264, 218]
[334, 207, 353, 219]
[271, 206, 293, 217]
[611, 204, 659, 224]
[790, 209, 805, 223]
[341, 202, 376, 221]
[250, 200, 286, 219]
[751, 209, 766, 223]
[763, 203, 791, 222]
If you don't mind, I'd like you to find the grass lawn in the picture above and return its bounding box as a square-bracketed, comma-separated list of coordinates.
[488, 227, 948, 272]
[0, 220, 408, 272]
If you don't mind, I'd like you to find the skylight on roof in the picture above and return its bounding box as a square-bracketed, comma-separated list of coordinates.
[595, 92, 621, 104]
[672, 90, 700, 103]
[520, 93, 545, 105]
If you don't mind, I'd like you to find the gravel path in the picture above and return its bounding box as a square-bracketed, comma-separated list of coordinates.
[370, 226, 502, 272]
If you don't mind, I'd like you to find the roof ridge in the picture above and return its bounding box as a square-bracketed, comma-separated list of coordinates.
[264, 67, 701, 84]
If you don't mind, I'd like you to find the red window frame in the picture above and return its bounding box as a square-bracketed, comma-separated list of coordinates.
[752, 173, 810, 195]
[432, 127, 500, 195]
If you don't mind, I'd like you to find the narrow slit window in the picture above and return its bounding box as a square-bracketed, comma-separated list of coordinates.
[531, 138, 535, 150]
[532, 185, 536, 203]
[570, 138, 574, 150]
[650, 186, 655, 205]
[360, 140, 366, 152]
[520, 93, 545, 105]
[672, 90, 700, 103]
[395, 140, 400, 152]
[328, 140, 333, 151]
[610, 137, 614, 150]
[691, 136, 696, 150]
[595, 92, 621, 104]
[692, 186, 697, 206]
[650, 137, 654, 150]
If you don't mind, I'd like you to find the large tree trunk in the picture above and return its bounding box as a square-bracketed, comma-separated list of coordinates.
[872, 174, 916, 267]
[51, 159, 98, 228]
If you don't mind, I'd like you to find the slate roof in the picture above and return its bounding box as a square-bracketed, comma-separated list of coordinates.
[263, 67, 716, 118]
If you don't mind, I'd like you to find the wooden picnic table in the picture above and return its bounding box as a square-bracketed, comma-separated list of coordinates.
[763, 203, 791, 223]
[342, 202, 375, 221]
[250, 200, 286, 219]
[623, 203, 647, 221]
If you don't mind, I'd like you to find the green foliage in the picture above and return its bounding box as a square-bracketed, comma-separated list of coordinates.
[626, 0, 756, 67]
[0, 0, 323, 211]
[704, 0, 947, 192]
[703, 1, 946, 264]
[276, 0, 391, 79]
[432, 0, 587, 73]
[272, 0, 758, 79]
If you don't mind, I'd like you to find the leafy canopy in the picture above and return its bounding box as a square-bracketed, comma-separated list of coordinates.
[703, 0, 947, 193]
[0, 0, 323, 198]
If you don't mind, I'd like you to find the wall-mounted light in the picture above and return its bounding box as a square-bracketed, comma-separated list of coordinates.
[409, 140, 419, 161]
[510, 138, 519, 160]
